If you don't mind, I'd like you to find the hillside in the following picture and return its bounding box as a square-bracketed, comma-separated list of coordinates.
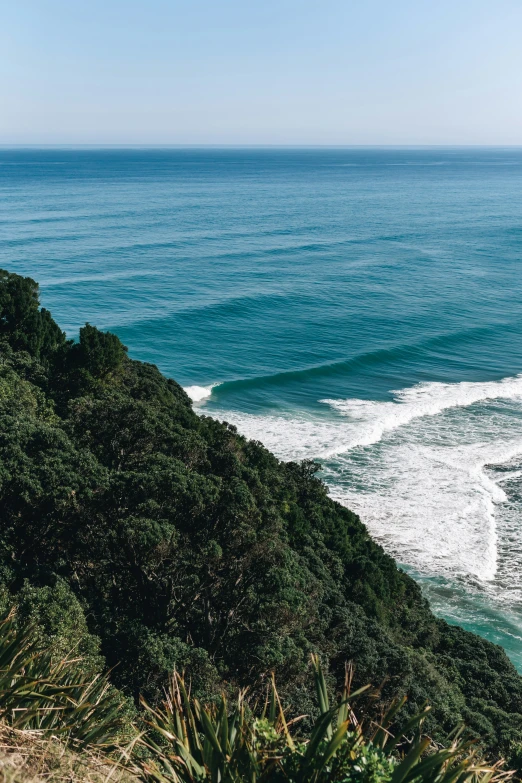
[0, 268, 521, 757]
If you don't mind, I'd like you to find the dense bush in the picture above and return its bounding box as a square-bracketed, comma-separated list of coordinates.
[0, 269, 66, 361]
[0, 269, 522, 759]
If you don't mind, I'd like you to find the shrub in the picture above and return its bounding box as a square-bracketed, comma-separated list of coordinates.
[0, 269, 66, 361]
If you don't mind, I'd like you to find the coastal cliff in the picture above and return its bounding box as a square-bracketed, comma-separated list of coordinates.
[0, 268, 521, 756]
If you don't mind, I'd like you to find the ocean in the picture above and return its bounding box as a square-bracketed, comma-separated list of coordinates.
[2, 146, 522, 666]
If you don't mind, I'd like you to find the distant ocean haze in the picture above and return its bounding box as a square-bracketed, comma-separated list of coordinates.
[2, 146, 522, 665]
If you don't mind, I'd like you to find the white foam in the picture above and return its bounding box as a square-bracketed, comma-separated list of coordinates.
[211, 374, 522, 460]
[209, 410, 361, 461]
[211, 374, 522, 590]
[184, 385, 214, 403]
[321, 374, 522, 448]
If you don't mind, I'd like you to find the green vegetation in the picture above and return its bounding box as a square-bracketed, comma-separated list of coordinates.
[0, 612, 510, 783]
[0, 610, 128, 746]
[0, 268, 522, 766]
[138, 657, 510, 783]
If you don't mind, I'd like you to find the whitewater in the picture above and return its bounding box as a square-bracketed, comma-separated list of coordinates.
[189, 375, 522, 588]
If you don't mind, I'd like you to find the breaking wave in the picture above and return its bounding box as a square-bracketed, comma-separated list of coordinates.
[184, 384, 215, 402]
[209, 375, 522, 589]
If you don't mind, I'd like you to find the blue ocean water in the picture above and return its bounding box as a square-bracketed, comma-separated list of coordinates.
[2, 146, 522, 666]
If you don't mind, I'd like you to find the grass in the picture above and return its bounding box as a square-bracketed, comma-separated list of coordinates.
[0, 722, 137, 783]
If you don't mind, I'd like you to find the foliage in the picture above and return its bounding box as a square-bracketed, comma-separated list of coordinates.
[0, 269, 66, 362]
[71, 322, 127, 379]
[0, 609, 130, 747]
[0, 652, 510, 783]
[1, 269, 522, 759]
[138, 657, 511, 783]
[0, 579, 105, 672]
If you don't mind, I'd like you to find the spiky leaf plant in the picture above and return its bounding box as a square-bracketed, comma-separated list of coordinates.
[138, 655, 512, 783]
[0, 609, 128, 747]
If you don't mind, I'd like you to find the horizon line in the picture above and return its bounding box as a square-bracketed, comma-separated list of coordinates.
[2, 143, 522, 150]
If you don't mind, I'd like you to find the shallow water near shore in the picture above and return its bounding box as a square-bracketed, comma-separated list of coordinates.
[2, 146, 522, 666]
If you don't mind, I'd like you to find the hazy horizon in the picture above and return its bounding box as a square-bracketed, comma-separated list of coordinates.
[2, 144, 522, 150]
[2, 0, 521, 147]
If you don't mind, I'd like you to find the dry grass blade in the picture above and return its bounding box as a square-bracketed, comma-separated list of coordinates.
[0, 722, 137, 783]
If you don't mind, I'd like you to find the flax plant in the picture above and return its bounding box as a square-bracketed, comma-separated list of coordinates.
[0, 609, 127, 747]
[138, 656, 512, 783]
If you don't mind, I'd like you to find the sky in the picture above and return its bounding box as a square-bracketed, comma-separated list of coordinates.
[2, 0, 522, 146]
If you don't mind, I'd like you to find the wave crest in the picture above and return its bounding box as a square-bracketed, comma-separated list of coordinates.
[184, 385, 215, 403]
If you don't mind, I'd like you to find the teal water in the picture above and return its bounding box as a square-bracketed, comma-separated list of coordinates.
[2, 147, 522, 665]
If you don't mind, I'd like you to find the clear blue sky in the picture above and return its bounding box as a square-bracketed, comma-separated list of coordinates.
[2, 0, 521, 145]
